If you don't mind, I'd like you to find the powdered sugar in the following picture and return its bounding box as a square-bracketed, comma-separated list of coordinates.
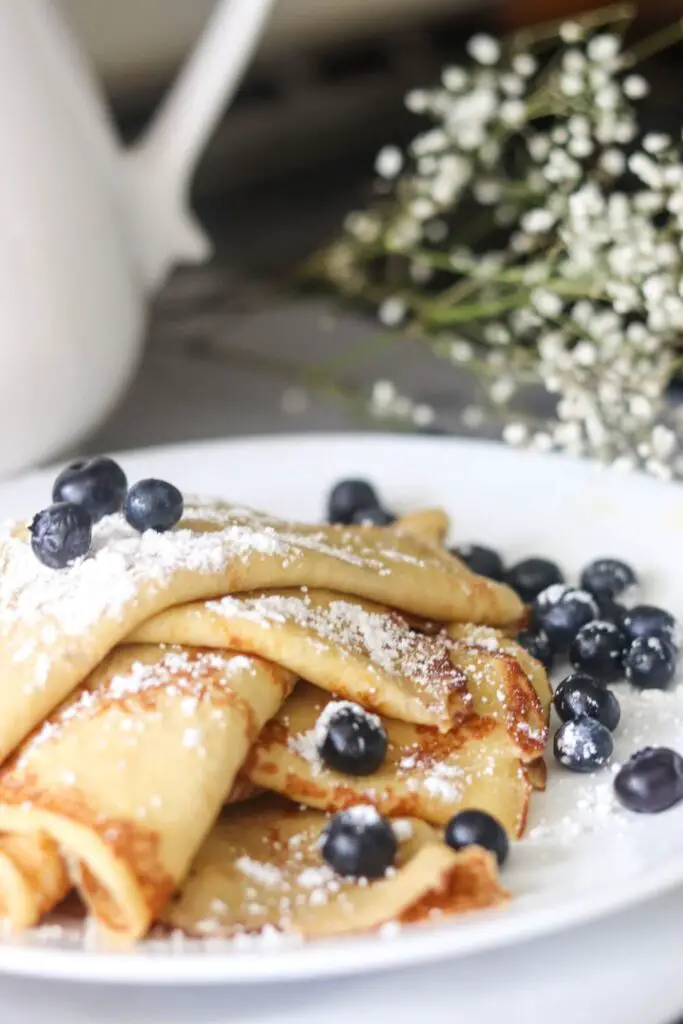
[234, 856, 284, 888]
[312, 700, 383, 748]
[211, 591, 463, 708]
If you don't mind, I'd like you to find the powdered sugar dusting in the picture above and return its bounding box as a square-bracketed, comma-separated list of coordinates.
[234, 856, 284, 889]
[211, 592, 464, 709]
[14, 647, 243, 767]
[312, 700, 383, 748]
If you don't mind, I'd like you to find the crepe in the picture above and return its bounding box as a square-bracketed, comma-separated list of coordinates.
[242, 683, 531, 837]
[0, 834, 69, 929]
[0, 501, 522, 762]
[446, 625, 550, 761]
[130, 589, 472, 732]
[392, 509, 450, 547]
[0, 645, 296, 941]
[162, 796, 507, 939]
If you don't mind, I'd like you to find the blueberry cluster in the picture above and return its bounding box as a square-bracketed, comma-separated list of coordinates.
[30, 456, 184, 569]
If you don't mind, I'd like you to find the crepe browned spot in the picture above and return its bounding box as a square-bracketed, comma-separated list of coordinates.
[162, 796, 507, 939]
[0, 501, 521, 763]
[447, 624, 550, 762]
[0, 645, 296, 942]
[130, 590, 472, 733]
[242, 683, 531, 837]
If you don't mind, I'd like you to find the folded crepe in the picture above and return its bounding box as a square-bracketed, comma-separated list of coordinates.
[130, 589, 472, 733]
[0, 501, 521, 762]
[242, 683, 531, 837]
[162, 796, 507, 939]
[0, 645, 296, 941]
[131, 592, 548, 756]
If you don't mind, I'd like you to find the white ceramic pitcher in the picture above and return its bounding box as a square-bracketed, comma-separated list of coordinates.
[0, 0, 275, 476]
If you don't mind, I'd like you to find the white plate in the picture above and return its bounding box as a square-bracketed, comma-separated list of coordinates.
[1, 433, 683, 986]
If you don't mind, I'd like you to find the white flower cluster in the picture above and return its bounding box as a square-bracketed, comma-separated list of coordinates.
[317, 16, 683, 477]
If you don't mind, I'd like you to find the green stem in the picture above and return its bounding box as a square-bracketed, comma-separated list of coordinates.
[509, 2, 635, 51]
[621, 17, 683, 67]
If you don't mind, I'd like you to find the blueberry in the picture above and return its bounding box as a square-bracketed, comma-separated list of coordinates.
[318, 704, 388, 775]
[30, 502, 92, 569]
[505, 557, 564, 603]
[531, 584, 598, 653]
[350, 506, 395, 527]
[123, 479, 184, 533]
[451, 544, 505, 581]
[553, 716, 613, 772]
[569, 621, 627, 683]
[328, 479, 380, 525]
[52, 456, 127, 523]
[516, 628, 554, 673]
[321, 807, 397, 878]
[553, 672, 621, 732]
[580, 558, 638, 601]
[595, 596, 627, 628]
[622, 605, 680, 650]
[624, 636, 677, 690]
[444, 810, 509, 867]
[614, 747, 683, 813]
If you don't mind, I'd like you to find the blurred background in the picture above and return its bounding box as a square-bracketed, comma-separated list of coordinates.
[57, 0, 683, 454]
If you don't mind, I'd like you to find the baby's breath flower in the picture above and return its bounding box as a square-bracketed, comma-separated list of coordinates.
[559, 21, 583, 43]
[623, 74, 649, 99]
[467, 34, 500, 66]
[378, 297, 407, 327]
[313, 14, 683, 481]
[375, 146, 403, 179]
[512, 53, 537, 78]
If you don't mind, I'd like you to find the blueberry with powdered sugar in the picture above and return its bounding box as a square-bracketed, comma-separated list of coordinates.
[554, 716, 613, 772]
[321, 806, 397, 878]
[624, 636, 677, 690]
[516, 627, 554, 672]
[553, 672, 621, 732]
[531, 584, 598, 653]
[580, 558, 638, 602]
[316, 700, 388, 776]
[622, 605, 680, 650]
[569, 620, 627, 683]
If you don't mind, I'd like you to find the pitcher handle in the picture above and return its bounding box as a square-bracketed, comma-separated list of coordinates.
[120, 0, 276, 290]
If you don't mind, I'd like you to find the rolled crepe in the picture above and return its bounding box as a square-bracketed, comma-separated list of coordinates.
[130, 590, 472, 732]
[242, 683, 531, 837]
[0, 501, 521, 761]
[0, 834, 69, 929]
[162, 797, 507, 939]
[0, 645, 296, 941]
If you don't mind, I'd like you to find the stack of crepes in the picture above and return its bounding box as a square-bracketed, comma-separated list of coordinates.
[0, 499, 550, 944]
